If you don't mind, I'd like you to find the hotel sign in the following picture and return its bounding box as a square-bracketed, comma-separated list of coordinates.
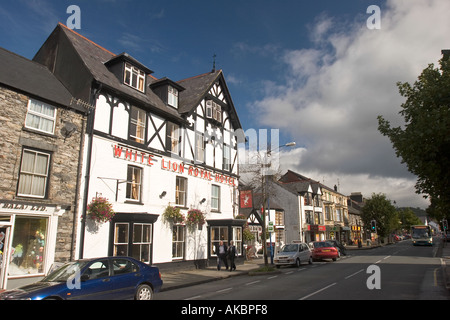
[112, 145, 235, 186]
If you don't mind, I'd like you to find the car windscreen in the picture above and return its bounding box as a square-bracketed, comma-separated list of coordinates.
[281, 244, 298, 252]
[42, 261, 90, 282]
[313, 242, 333, 248]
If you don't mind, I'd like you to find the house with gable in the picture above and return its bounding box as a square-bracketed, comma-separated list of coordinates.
[33, 23, 245, 269]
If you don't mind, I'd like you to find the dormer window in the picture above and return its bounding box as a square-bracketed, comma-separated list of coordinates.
[124, 62, 145, 92]
[168, 86, 178, 108]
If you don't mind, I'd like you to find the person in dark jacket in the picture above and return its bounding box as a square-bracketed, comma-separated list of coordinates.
[228, 240, 237, 271]
[215, 240, 228, 271]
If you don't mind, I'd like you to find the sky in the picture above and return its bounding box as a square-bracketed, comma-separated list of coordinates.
[1, 0, 447, 209]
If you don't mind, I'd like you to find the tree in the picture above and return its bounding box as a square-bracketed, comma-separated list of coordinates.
[377, 57, 450, 221]
[397, 208, 422, 232]
[361, 193, 398, 238]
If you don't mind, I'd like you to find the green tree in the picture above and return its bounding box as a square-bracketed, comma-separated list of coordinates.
[361, 193, 398, 238]
[397, 208, 422, 232]
[377, 57, 450, 221]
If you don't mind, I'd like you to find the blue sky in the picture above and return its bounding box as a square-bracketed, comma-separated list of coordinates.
[1, 0, 447, 208]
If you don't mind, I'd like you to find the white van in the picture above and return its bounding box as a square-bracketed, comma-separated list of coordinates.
[274, 242, 313, 268]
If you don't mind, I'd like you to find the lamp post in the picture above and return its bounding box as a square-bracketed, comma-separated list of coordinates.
[262, 141, 296, 266]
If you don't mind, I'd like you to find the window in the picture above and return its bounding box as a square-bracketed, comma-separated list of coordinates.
[232, 226, 242, 255]
[129, 106, 146, 144]
[305, 210, 314, 224]
[175, 176, 187, 207]
[211, 226, 228, 256]
[124, 63, 145, 92]
[223, 145, 231, 171]
[166, 122, 180, 154]
[168, 86, 178, 108]
[83, 260, 110, 280]
[126, 165, 142, 202]
[114, 223, 153, 263]
[17, 149, 50, 198]
[132, 223, 152, 263]
[172, 225, 185, 260]
[196, 132, 205, 163]
[206, 100, 222, 122]
[211, 185, 220, 211]
[25, 99, 57, 134]
[114, 223, 129, 256]
[10, 217, 48, 276]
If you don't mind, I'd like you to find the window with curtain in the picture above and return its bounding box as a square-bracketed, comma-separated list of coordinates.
[25, 99, 57, 134]
[166, 122, 180, 154]
[211, 185, 220, 211]
[17, 149, 50, 198]
[175, 176, 187, 207]
[172, 225, 185, 260]
[129, 106, 146, 144]
[126, 165, 142, 202]
[195, 132, 205, 163]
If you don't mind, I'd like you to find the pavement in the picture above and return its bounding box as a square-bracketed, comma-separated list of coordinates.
[159, 239, 450, 292]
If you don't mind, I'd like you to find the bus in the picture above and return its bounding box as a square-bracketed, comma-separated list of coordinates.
[411, 225, 433, 246]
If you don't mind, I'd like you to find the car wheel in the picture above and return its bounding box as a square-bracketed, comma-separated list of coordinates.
[296, 258, 301, 268]
[135, 284, 154, 300]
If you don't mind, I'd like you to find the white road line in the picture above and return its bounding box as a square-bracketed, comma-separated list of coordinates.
[245, 280, 261, 286]
[267, 275, 278, 280]
[185, 295, 202, 300]
[217, 287, 233, 293]
[344, 269, 364, 279]
[285, 271, 294, 275]
[299, 282, 337, 300]
[383, 255, 391, 260]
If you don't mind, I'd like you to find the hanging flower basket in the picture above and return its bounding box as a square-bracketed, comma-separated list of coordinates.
[162, 205, 185, 224]
[186, 209, 206, 227]
[87, 197, 115, 223]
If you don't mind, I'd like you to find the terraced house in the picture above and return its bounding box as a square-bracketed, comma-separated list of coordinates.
[0, 47, 86, 289]
[32, 23, 244, 270]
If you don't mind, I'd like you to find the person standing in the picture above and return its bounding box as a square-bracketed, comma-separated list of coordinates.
[215, 240, 228, 271]
[228, 240, 237, 272]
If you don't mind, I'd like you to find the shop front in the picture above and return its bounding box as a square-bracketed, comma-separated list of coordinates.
[0, 201, 66, 290]
[208, 219, 246, 265]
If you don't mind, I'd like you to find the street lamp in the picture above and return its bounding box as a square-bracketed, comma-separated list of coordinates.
[262, 141, 296, 266]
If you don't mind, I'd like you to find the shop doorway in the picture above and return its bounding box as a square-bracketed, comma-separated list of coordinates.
[0, 222, 12, 290]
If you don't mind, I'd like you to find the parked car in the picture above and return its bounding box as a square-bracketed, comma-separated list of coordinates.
[0, 256, 162, 300]
[326, 239, 347, 256]
[274, 242, 313, 268]
[311, 241, 340, 262]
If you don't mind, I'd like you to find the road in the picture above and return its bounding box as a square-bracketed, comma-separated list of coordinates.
[156, 239, 449, 300]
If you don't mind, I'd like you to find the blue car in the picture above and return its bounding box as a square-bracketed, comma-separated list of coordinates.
[0, 256, 163, 300]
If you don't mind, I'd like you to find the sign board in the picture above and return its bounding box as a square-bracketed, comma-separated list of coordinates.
[268, 221, 274, 232]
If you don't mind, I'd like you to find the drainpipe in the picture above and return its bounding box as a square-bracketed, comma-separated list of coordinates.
[78, 83, 102, 259]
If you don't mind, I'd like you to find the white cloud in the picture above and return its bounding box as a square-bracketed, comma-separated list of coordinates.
[252, 0, 450, 208]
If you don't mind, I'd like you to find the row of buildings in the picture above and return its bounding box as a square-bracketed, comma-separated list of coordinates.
[0, 23, 366, 290]
[0, 23, 244, 290]
[240, 170, 366, 252]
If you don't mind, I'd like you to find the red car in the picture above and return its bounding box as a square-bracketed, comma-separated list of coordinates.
[311, 241, 340, 261]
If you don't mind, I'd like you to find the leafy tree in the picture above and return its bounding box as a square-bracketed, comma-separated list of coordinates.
[378, 57, 450, 221]
[397, 208, 422, 231]
[361, 193, 398, 237]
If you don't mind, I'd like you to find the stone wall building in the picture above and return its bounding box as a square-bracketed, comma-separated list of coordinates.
[0, 47, 86, 289]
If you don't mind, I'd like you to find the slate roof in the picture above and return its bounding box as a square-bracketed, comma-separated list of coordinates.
[0, 47, 82, 112]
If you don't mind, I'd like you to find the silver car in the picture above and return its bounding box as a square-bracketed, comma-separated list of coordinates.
[274, 243, 313, 268]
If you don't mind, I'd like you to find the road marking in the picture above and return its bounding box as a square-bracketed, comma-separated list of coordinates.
[185, 295, 202, 300]
[298, 268, 307, 272]
[217, 287, 233, 293]
[245, 280, 261, 286]
[383, 255, 391, 260]
[267, 275, 278, 280]
[299, 282, 337, 300]
[344, 269, 364, 279]
[285, 271, 294, 275]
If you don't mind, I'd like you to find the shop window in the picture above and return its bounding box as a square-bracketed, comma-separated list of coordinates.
[25, 99, 57, 134]
[211, 226, 228, 256]
[211, 185, 221, 211]
[10, 217, 48, 276]
[126, 165, 142, 202]
[17, 149, 50, 198]
[172, 225, 185, 260]
[129, 106, 146, 144]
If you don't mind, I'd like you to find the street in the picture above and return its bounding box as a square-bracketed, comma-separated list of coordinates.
[156, 239, 448, 300]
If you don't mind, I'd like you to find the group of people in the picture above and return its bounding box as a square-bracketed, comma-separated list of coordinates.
[215, 240, 237, 271]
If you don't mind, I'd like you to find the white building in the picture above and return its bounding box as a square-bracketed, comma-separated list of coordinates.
[34, 23, 245, 269]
